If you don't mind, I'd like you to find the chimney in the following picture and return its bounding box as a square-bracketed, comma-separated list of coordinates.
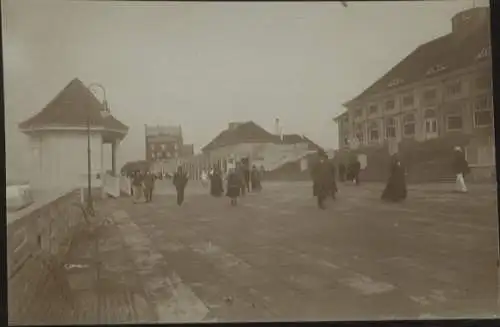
[275, 118, 280, 135]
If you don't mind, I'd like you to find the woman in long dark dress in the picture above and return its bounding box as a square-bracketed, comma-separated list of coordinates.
[381, 155, 407, 202]
[226, 168, 242, 206]
[250, 165, 262, 192]
[210, 167, 224, 197]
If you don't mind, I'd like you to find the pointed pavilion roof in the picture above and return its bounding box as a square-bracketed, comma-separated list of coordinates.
[18, 78, 128, 132]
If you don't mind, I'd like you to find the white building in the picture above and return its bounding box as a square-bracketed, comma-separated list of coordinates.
[18, 78, 128, 193]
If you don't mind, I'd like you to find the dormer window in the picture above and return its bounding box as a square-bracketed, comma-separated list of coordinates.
[462, 13, 471, 22]
[426, 64, 447, 75]
[388, 78, 404, 87]
[476, 46, 491, 60]
[369, 105, 378, 115]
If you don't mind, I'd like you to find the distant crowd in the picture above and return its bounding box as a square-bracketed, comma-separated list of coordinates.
[310, 146, 470, 210]
[125, 159, 264, 206]
[125, 145, 470, 210]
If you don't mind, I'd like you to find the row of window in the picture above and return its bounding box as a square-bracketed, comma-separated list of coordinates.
[352, 76, 492, 118]
[346, 108, 493, 145]
[150, 143, 179, 151]
[151, 151, 178, 160]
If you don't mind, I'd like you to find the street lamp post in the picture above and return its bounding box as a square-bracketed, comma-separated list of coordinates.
[86, 83, 109, 215]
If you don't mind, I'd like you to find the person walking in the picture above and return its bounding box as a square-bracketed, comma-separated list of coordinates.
[250, 165, 262, 192]
[452, 146, 469, 193]
[329, 159, 338, 200]
[173, 166, 188, 205]
[209, 166, 224, 197]
[201, 170, 209, 188]
[226, 168, 242, 206]
[143, 171, 156, 203]
[311, 150, 334, 209]
[236, 163, 246, 197]
[132, 170, 144, 203]
[349, 157, 361, 185]
[381, 154, 407, 202]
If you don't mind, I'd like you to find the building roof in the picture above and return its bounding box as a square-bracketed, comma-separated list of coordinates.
[202, 121, 277, 152]
[333, 111, 348, 122]
[202, 121, 323, 152]
[18, 78, 128, 131]
[145, 125, 182, 137]
[345, 7, 491, 106]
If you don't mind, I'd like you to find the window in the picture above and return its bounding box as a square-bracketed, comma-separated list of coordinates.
[474, 97, 493, 128]
[476, 46, 491, 60]
[343, 137, 349, 146]
[402, 95, 414, 107]
[446, 81, 462, 96]
[474, 95, 492, 111]
[388, 78, 404, 87]
[423, 89, 437, 100]
[424, 109, 438, 136]
[161, 144, 166, 150]
[385, 99, 395, 111]
[446, 115, 463, 131]
[385, 118, 396, 139]
[475, 75, 492, 90]
[354, 108, 363, 118]
[368, 122, 379, 142]
[150, 144, 155, 150]
[369, 105, 378, 115]
[426, 64, 447, 75]
[403, 114, 416, 136]
[425, 120, 438, 134]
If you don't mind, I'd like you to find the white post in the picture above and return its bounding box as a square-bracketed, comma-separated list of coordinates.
[101, 139, 106, 199]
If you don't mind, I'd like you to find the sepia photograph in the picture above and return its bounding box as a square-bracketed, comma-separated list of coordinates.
[3, 0, 497, 324]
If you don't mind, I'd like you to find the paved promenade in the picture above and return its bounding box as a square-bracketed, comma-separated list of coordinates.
[19, 181, 499, 324]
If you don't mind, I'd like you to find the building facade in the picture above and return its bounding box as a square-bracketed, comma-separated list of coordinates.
[18, 78, 128, 192]
[145, 125, 183, 162]
[334, 7, 493, 181]
[180, 121, 321, 180]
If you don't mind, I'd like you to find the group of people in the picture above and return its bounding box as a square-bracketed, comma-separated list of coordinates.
[310, 145, 470, 210]
[129, 160, 264, 207]
[337, 160, 361, 185]
[220, 163, 263, 206]
[130, 170, 157, 203]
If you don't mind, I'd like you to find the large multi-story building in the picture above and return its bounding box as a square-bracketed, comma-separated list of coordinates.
[334, 6, 493, 181]
[145, 125, 183, 161]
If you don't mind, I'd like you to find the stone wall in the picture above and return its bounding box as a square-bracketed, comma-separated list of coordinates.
[7, 188, 88, 323]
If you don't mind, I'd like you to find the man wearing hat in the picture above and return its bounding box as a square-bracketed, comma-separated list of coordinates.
[311, 149, 335, 209]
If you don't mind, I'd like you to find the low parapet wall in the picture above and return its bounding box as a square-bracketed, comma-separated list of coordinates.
[7, 188, 88, 323]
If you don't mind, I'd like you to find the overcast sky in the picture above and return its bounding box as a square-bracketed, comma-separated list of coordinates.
[3, 0, 487, 180]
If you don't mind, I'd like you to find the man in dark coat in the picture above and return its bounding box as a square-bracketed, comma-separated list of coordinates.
[452, 146, 469, 193]
[311, 150, 334, 209]
[209, 166, 224, 197]
[173, 166, 188, 205]
[381, 154, 407, 202]
[236, 163, 246, 197]
[329, 159, 338, 199]
[131, 171, 144, 203]
[143, 171, 156, 203]
[226, 168, 242, 206]
[250, 165, 262, 192]
[348, 157, 361, 185]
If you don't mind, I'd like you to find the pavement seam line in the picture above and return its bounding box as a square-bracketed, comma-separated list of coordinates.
[111, 209, 211, 323]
